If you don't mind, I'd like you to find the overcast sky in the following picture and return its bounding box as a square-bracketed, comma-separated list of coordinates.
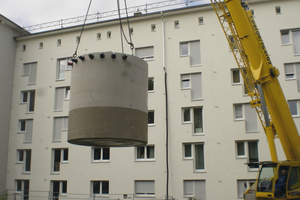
[0, 0, 210, 30]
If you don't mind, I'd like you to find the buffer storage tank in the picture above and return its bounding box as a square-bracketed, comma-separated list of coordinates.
[68, 52, 148, 147]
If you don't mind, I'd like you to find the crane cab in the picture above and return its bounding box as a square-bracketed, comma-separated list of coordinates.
[245, 161, 300, 200]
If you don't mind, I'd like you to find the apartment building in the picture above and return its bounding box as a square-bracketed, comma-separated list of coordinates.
[2, 0, 300, 199]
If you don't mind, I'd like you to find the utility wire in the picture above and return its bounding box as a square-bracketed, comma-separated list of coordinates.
[73, 0, 93, 58]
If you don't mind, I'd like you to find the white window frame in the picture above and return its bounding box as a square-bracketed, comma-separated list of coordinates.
[135, 46, 154, 61]
[198, 16, 204, 25]
[284, 63, 296, 80]
[22, 62, 37, 85]
[39, 42, 43, 49]
[57, 39, 62, 46]
[54, 87, 70, 111]
[275, 6, 281, 14]
[51, 180, 68, 197]
[288, 100, 300, 117]
[97, 32, 101, 40]
[92, 147, 110, 162]
[180, 40, 201, 66]
[151, 24, 156, 32]
[136, 145, 155, 161]
[231, 68, 242, 85]
[57, 58, 72, 80]
[17, 149, 31, 173]
[183, 143, 205, 171]
[20, 90, 35, 113]
[91, 181, 109, 196]
[182, 107, 203, 134]
[237, 179, 255, 198]
[281, 30, 290, 45]
[52, 148, 68, 173]
[234, 104, 258, 133]
[148, 110, 155, 125]
[174, 20, 179, 28]
[134, 180, 155, 197]
[148, 77, 154, 92]
[181, 74, 190, 89]
[235, 141, 259, 170]
[234, 104, 244, 120]
[18, 119, 33, 143]
[15, 180, 30, 198]
[183, 180, 206, 198]
[53, 117, 69, 142]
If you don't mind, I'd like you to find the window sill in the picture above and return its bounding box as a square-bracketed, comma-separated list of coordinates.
[232, 83, 242, 85]
[61, 161, 69, 164]
[91, 160, 110, 163]
[183, 157, 193, 160]
[148, 124, 155, 127]
[246, 131, 259, 133]
[191, 98, 203, 101]
[27, 83, 36, 86]
[23, 142, 32, 144]
[21, 172, 31, 175]
[292, 115, 300, 118]
[17, 131, 25, 134]
[25, 112, 34, 114]
[93, 194, 109, 198]
[234, 118, 244, 121]
[56, 79, 65, 82]
[236, 156, 247, 159]
[190, 64, 202, 67]
[194, 169, 206, 173]
[192, 133, 204, 136]
[52, 141, 62, 143]
[135, 194, 155, 198]
[285, 78, 296, 81]
[181, 87, 190, 90]
[148, 90, 155, 93]
[281, 43, 292, 46]
[135, 159, 155, 162]
[144, 58, 154, 62]
[54, 110, 63, 112]
[51, 172, 61, 175]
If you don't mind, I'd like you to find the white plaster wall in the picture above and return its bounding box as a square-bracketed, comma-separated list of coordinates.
[5, 0, 300, 199]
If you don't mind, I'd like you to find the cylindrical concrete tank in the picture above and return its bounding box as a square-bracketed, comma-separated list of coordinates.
[68, 52, 148, 147]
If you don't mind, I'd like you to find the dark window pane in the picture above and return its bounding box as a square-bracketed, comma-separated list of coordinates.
[54, 149, 61, 172]
[148, 78, 154, 91]
[23, 92, 28, 102]
[19, 150, 24, 162]
[25, 150, 31, 172]
[93, 181, 100, 194]
[137, 147, 145, 159]
[103, 148, 110, 160]
[102, 181, 109, 194]
[17, 180, 22, 191]
[183, 109, 190, 122]
[62, 181, 67, 193]
[29, 91, 35, 112]
[148, 111, 154, 124]
[20, 120, 26, 131]
[185, 144, 192, 157]
[194, 108, 203, 133]
[63, 149, 68, 161]
[94, 148, 101, 160]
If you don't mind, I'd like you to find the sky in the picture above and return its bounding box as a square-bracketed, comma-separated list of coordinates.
[0, 0, 210, 32]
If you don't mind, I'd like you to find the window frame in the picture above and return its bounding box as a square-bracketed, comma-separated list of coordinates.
[237, 179, 255, 198]
[92, 147, 110, 162]
[288, 100, 300, 117]
[136, 145, 155, 161]
[52, 148, 69, 173]
[91, 181, 109, 195]
[281, 30, 291, 45]
[57, 58, 72, 80]
[183, 143, 205, 171]
[148, 77, 154, 92]
[20, 90, 35, 113]
[235, 141, 259, 170]
[231, 68, 241, 85]
[17, 149, 31, 173]
[135, 46, 154, 61]
[134, 180, 155, 197]
[148, 110, 155, 125]
[182, 107, 203, 135]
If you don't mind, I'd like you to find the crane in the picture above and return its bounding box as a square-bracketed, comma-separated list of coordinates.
[210, 0, 300, 199]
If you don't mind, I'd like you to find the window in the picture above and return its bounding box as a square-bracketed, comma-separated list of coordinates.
[275, 6, 281, 14]
[229, 35, 238, 50]
[19, 119, 33, 143]
[54, 87, 70, 111]
[287, 167, 300, 191]
[148, 77, 154, 91]
[130, 28, 133, 35]
[151, 24, 156, 32]
[234, 104, 258, 132]
[232, 69, 241, 84]
[148, 111, 154, 125]
[22, 45, 26, 52]
[53, 148, 68, 172]
[180, 40, 201, 66]
[92, 181, 109, 195]
[288, 100, 299, 116]
[281, 30, 290, 45]
[237, 180, 255, 198]
[57, 39, 62, 46]
[135, 46, 154, 60]
[107, 31, 111, 38]
[92, 147, 110, 161]
[181, 73, 202, 100]
[292, 30, 300, 55]
[135, 181, 155, 196]
[76, 36, 80, 43]
[183, 143, 205, 170]
[182, 107, 203, 134]
[284, 62, 300, 92]
[39, 42, 43, 49]
[235, 141, 259, 169]
[52, 181, 67, 199]
[136, 145, 155, 160]
[17, 149, 31, 172]
[57, 58, 72, 80]
[23, 62, 37, 85]
[198, 17, 204, 25]
[15, 180, 30, 199]
[53, 117, 68, 142]
[21, 90, 35, 112]
[174, 20, 179, 28]
[183, 180, 206, 199]
[97, 33, 101, 40]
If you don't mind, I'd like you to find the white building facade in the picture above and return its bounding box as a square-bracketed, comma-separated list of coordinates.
[3, 0, 300, 199]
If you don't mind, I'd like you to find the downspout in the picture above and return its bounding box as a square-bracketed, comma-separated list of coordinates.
[161, 11, 169, 200]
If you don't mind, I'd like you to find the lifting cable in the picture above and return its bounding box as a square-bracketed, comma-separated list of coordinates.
[117, 0, 134, 54]
[73, 0, 93, 59]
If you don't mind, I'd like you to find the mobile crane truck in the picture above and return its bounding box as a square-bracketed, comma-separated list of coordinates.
[209, 0, 300, 199]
